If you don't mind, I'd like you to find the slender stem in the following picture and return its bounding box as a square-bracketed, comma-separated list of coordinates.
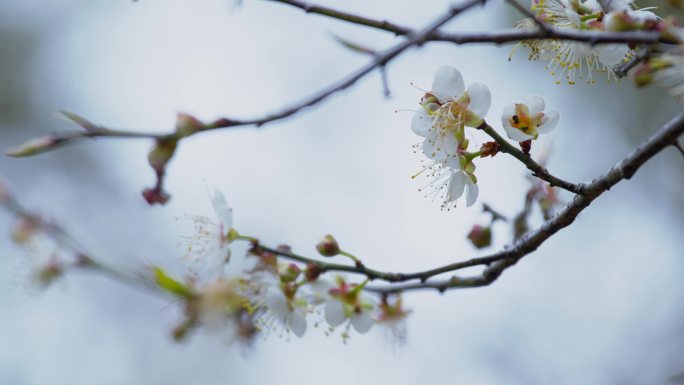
[505, 0, 549, 32]
[339, 250, 359, 263]
[367, 112, 684, 293]
[478, 122, 584, 195]
[3, 113, 683, 296]
[266, 0, 411, 35]
[267, 0, 662, 45]
[78, 256, 159, 293]
[675, 141, 684, 158]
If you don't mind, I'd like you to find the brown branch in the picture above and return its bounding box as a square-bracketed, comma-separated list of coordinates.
[675, 141, 684, 158]
[505, 0, 550, 32]
[7, 1, 486, 203]
[0, 187, 160, 294]
[9, 0, 487, 151]
[246, 114, 683, 290]
[267, 0, 411, 35]
[267, 0, 662, 45]
[7, 2, 663, 155]
[366, 112, 684, 293]
[4, 113, 683, 296]
[478, 122, 584, 195]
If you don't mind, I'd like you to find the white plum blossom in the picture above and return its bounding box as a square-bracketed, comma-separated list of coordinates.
[412, 66, 490, 163]
[501, 95, 560, 141]
[252, 263, 310, 338]
[447, 167, 479, 208]
[411, 66, 489, 209]
[632, 51, 684, 104]
[182, 189, 236, 280]
[515, 0, 658, 84]
[604, 0, 658, 31]
[323, 275, 376, 334]
[193, 277, 257, 343]
[264, 287, 308, 337]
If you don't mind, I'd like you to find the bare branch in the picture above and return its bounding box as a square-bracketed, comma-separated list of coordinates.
[675, 141, 684, 158]
[477, 122, 584, 195]
[268, 0, 662, 46]
[266, 0, 411, 35]
[504, 0, 550, 32]
[8, 0, 486, 145]
[3, 113, 683, 296]
[367, 112, 684, 293]
[0, 187, 160, 294]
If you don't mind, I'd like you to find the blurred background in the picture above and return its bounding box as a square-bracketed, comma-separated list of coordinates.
[1, 0, 683, 384]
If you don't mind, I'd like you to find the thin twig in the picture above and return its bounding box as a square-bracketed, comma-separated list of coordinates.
[675, 141, 684, 158]
[0, 190, 161, 294]
[505, 0, 550, 32]
[3, 113, 683, 295]
[9, 0, 486, 146]
[478, 122, 584, 195]
[614, 47, 652, 78]
[268, 0, 662, 45]
[367, 112, 684, 293]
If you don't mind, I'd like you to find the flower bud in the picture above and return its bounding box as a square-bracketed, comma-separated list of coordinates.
[60, 111, 98, 132]
[147, 138, 178, 174]
[6, 136, 64, 157]
[316, 234, 340, 257]
[630, 63, 654, 88]
[34, 258, 63, 288]
[11, 217, 40, 245]
[142, 188, 170, 205]
[604, 10, 636, 32]
[280, 263, 301, 283]
[480, 141, 500, 158]
[175, 113, 204, 137]
[467, 225, 492, 249]
[304, 263, 322, 281]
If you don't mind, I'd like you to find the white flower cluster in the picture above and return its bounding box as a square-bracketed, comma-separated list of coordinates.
[411, 66, 490, 209]
[173, 190, 407, 343]
[411, 66, 559, 209]
[516, 0, 658, 84]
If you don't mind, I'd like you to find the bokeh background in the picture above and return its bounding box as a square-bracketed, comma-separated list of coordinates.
[1, 1, 683, 384]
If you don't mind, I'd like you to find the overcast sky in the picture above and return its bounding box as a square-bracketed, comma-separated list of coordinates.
[1, 1, 683, 384]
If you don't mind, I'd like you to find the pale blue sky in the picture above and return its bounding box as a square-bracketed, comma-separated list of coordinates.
[1, 1, 683, 384]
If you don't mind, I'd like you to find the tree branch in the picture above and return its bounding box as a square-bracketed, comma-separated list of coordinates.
[9, 0, 487, 152]
[266, 0, 662, 45]
[4, 113, 683, 296]
[366, 112, 684, 293]
[504, 0, 550, 32]
[674, 141, 684, 158]
[0, 189, 161, 294]
[478, 122, 584, 195]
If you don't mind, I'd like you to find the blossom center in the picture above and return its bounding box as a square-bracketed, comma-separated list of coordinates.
[509, 103, 544, 138]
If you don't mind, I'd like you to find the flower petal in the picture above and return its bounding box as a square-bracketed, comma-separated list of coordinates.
[411, 108, 432, 137]
[446, 171, 466, 203]
[431, 66, 465, 102]
[597, 44, 629, 67]
[324, 300, 346, 327]
[501, 104, 534, 141]
[465, 83, 491, 118]
[538, 110, 560, 134]
[266, 292, 289, 318]
[211, 189, 233, 231]
[525, 95, 545, 115]
[422, 131, 458, 162]
[631, 9, 657, 22]
[289, 311, 307, 337]
[465, 177, 479, 207]
[350, 311, 373, 334]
